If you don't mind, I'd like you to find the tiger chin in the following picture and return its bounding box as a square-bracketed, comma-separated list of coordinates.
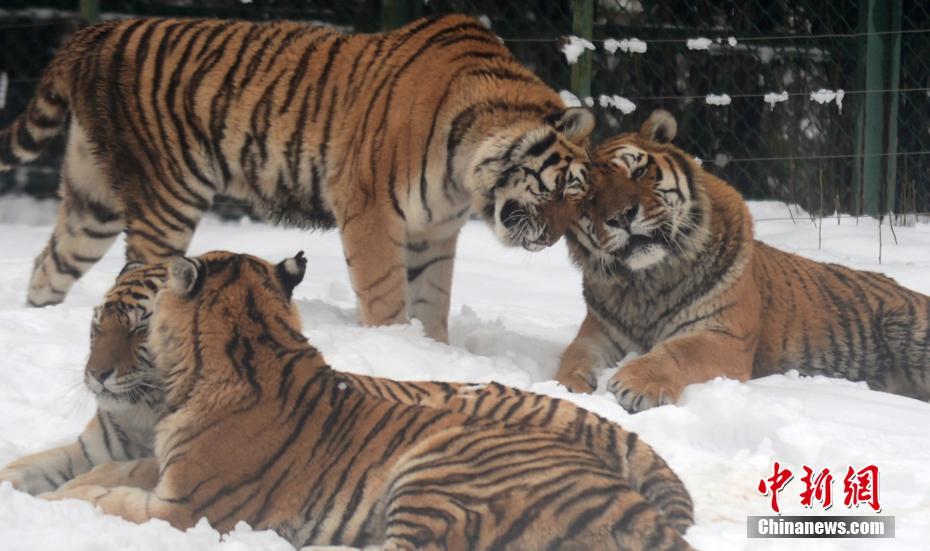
[1, 15, 594, 345]
[0, 262, 167, 495]
[39, 250, 693, 550]
[558, 109, 930, 413]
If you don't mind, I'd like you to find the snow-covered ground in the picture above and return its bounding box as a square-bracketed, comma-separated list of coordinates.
[0, 197, 928, 550]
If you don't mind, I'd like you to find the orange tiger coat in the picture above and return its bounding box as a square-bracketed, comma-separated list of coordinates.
[0, 15, 594, 342]
[558, 110, 930, 412]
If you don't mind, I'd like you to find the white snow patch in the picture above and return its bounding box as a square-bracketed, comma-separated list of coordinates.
[603, 38, 647, 55]
[705, 93, 732, 106]
[810, 88, 846, 113]
[559, 90, 582, 108]
[763, 91, 789, 110]
[561, 36, 595, 64]
[1, 200, 930, 549]
[686, 37, 712, 50]
[597, 94, 637, 114]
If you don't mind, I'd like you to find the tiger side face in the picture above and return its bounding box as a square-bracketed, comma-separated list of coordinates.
[574, 110, 709, 272]
[149, 251, 307, 408]
[86, 261, 167, 412]
[472, 108, 595, 251]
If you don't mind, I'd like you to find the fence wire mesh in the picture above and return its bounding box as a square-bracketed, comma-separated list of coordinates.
[0, 0, 927, 220]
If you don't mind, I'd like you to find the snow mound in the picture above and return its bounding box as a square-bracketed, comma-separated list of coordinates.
[705, 93, 732, 106]
[603, 37, 647, 54]
[598, 94, 637, 114]
[764, 91, 789, 110]
[686, 37, 712, 50]
[561, 35, 595, 64]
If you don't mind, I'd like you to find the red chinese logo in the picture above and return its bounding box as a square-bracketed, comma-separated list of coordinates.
[843, 465, 880, 512]
[800, 466, 834, 509]
[757, 461, 794, 513]
[758, 463, 880, 513]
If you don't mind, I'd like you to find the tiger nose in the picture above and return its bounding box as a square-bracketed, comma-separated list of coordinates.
[606, 205, 638, 229]
[90, 366, 115, 383]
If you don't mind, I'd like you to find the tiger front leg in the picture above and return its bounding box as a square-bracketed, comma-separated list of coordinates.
[405, 232, 459, 343]
[609, 329, 756, 413]
[339, 204, 409, 328]
[0, 441, 92, 495]
[42, 484, 192, 528]
[56, 458, 159, 492]
[556, 312, 624, 393]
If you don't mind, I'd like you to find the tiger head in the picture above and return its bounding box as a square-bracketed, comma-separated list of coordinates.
[470, 107, 596, 251]
[149, 251, 312, 409]
[569, 110, 711, 275]
[85, 261, 168, 412]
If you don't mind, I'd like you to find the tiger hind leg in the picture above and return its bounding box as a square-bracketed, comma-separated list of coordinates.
[122, 176, 214, 263]
[27, 121, 124, 307]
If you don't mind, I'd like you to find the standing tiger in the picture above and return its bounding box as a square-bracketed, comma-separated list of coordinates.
[0, 15, 594, 343]
[39, 250, 693, 550]
[557, 109, 930, 413]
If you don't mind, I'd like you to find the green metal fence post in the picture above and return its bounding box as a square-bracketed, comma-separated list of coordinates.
[79, 0, 99, 25]
[570, 0, 593, 100]
[381, 0, 423, 32]
[854, 0, 902, 216]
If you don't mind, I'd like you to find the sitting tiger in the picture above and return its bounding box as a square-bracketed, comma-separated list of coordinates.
[0, 14, 594, 344]
[37, 250, 693, 550]
[557, 109, 930, 412]
[0, 261, 167, 494]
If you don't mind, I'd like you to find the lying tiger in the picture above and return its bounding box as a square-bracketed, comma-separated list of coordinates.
[4, 251, 693, 549]
[0, 15, 594, 344]
[558, 109, 930, 412]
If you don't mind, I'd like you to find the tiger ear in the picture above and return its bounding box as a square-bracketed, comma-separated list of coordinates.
[167, 256, 204, 297]
[555, 107, 596, 144]
[639, 110, 677, 144]
[118, 260, 146, 277]
[276, 251, 307, 298]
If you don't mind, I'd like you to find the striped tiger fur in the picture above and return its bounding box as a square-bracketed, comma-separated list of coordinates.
[0, 15, 595, 343]
[557, 109, 930, 413]
[42, 250, 693, 550]
[0, 261, 166, 494]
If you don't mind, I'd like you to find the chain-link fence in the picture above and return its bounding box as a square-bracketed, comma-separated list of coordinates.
[1, 0, 927, 220]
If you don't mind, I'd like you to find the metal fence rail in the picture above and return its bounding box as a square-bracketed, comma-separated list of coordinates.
[0, 0, 926, 219]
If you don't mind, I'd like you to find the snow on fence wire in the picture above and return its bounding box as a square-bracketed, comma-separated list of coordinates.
[0, 0, 928, 227]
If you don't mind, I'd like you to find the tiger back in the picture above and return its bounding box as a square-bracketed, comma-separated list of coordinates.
[557, 109, 930, 413]
[41, 250, 692, 550]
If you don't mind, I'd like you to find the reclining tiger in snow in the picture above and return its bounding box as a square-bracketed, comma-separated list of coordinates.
[0, 14, 594, 343]
[26, 250, 693, 550]
[557, 109, 930, 413]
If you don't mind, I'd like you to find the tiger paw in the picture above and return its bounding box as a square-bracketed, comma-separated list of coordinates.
[0, 467, 52, 496]
[555, 368, 597, 394]
[607, 360, 681, 413]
